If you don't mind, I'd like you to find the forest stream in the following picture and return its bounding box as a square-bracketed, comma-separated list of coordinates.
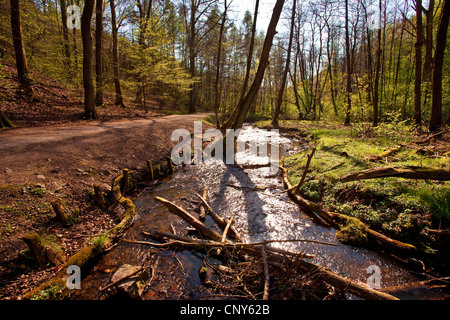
[72, 125, 446, 300]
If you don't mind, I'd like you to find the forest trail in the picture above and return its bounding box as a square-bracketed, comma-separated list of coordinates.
[0, 114, 210, 150]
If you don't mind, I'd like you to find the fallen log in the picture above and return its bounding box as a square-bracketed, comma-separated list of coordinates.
[365, 145, 403, 162]
[280, 160, 417, 253]
[198, 186, 209, 220]
[340, 166, 450, 182]
[155, 196, 223, 242]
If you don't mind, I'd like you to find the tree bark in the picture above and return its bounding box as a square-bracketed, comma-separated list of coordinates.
[372, 0, 382, 127]
[229, 0, 285, 131]
[414, 0, 424, 127]
[214, 0, 228, 127]
[10, 0, 33, 95]
[110, 0, 125, 107]
[429, 0, 450, 133]
[272, 0, 296, 127]
[81, 0, 98, 120]
[59, 0, 71, 73]
[340, 166, 450, 183]
[95, 0, 103, 107]
[344, 0, 352, 126]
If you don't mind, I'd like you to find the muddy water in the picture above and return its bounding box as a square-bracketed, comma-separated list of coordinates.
[73, 125, 439, 300]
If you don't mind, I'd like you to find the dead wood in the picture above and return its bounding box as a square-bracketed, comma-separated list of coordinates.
[293, 148, 316, 194]
[51, 200, 71, 227]
[155, 196, 223, 242]
[280, 160, 417, 253]
[366, 145, 403, 162]
[195, 192, 244, 242]
[426, 228, 450, 238]
[141, 230, 397, 300]
[340, 166, 450, 182]
[199, 186, 208, 220]
[99, 266, 145, 292]
[261, 244, 270, 300]
[417, 131, 444, 144]
[93, 184, 106, 211]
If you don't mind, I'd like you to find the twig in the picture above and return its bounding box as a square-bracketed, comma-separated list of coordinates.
[261, 243, 270, 300]
[293, 148, 316, 194]
[99, 267, 145, 292]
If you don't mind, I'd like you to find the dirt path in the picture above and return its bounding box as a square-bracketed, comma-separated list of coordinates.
[0, 113, 211, 299]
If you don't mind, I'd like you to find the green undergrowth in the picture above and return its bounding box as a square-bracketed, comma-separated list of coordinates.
[257, 120, 450, 247]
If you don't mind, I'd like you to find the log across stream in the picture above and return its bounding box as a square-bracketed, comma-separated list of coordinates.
[72, 125, 445, 300]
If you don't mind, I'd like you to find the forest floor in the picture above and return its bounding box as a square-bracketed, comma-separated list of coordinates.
[0, 62, 212, 299]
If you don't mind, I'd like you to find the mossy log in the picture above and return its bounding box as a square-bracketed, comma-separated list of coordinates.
[22, 171, 136, 300]
[366, 145, 403, 162]
[281, 161, 416, 253]
[340, 166, 450, 182]
[22, 233, 50, 269]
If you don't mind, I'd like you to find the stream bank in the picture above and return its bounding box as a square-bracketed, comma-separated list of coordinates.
[70, 125, 448, 300]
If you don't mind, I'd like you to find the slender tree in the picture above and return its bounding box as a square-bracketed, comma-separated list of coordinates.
[344, 0, 352, 126]
[81, 0, 98, 119]
[414, 0, 424, 127]
[110, 0, 125, 107]
[372, 0, 382, 127]
[429, 0, 450, 132]
[95, 0, 103, 107]
[10, 0, 34, 96]
[60, 0, 71, 73]
[272, 0, 297, 126]
[229, 0, 285, 130]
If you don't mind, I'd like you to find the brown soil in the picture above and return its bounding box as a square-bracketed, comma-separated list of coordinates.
[0, 62, 212, 299]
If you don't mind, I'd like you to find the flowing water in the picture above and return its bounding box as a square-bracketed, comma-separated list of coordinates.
[73, 125, 445, 300]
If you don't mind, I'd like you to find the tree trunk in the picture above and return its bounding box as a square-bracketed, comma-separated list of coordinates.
[429, 0, 450, 133]
[223, 0, 260, 129]
[414, 0, 424, 127]
[372, 0, 382, 127]
[110, 0, 125, 107]
[229, 0, 285, 131]
[188, 0, 198, 114]
[214, 0, 228, 128]
[10, 0, 33, 95]
[95, 0, 103, 107]
[272, 0, 296, 127]
[81, 0, 98, 120]
[423, 0, 435, 82]
[0, 110, 15, 128]
[59, 0, 71, 73]
[344, 0, 352, 126]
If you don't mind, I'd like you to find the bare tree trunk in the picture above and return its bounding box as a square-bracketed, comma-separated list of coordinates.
[430, 0, 450, 132]
[214, 0, 228, 128]
[60, 0, 71, 73]
[95, 0, 103, 107]
[272, 0, 296, 127]
[414, 0, 424, 127]
[81, 0, 98, 120]
[344, 0, 352, 126]
[229, 0, 285, 131]
[372, 0, 382, 127]
[10, 0, 33, 96]
[223, 0, 260, 129]
[110, 0, 125, 107]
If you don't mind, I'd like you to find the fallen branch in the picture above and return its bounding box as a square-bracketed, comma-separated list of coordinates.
[281, 159, 417, 253]
[195, 193, 244, 243]
[198, 186, 209, 220]
[293, 148, 316, 194]
[99, 267, 145, 292]
[261, 244, 270, 300]
[340, 166, 450, 182]
[155, 196, 223, 242]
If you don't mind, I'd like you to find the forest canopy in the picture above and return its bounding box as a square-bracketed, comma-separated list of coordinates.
[0, 0, 449, 131]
